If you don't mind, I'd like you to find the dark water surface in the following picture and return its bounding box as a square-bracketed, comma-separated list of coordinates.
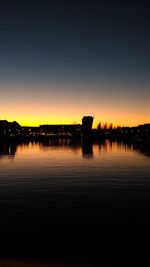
[0, 139, 150, 266]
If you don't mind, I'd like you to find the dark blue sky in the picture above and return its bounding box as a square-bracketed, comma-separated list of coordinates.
[0, 0, 150, 126]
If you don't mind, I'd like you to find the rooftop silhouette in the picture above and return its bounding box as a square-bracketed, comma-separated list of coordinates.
[0, 117, 150, 148]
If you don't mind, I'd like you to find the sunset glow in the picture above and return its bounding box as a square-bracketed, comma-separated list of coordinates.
[1, 82, 150, 127]
[0, 1, 150, 128]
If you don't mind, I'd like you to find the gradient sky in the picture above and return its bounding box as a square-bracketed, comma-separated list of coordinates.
[0, 0, 150, 127]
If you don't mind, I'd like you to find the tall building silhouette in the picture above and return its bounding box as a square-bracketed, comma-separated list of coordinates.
[82, 116, 94, 133]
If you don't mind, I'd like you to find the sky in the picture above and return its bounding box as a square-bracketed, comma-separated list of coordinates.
[0, 0, 150, 127]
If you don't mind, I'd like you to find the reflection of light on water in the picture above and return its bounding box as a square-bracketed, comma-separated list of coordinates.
[17, 142, 41, 154]
[0, 140, 149, 164]
[96, 140, 131, 154]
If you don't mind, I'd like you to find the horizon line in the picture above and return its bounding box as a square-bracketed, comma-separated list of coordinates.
[1, 118, 150, 129]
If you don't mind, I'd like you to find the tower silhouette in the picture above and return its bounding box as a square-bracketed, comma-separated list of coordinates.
[82, 116, 94, 133]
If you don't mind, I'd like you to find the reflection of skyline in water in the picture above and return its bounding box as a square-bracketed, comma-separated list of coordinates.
[0, 139, 149, 267]
[0, 138, 150, 160]
[0, 143, 17, 159]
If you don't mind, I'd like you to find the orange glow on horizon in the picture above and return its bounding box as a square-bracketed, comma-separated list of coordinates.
[0, 113, 150, 128]
[0, 83, 150, 128]
[0, 98, 150, 128]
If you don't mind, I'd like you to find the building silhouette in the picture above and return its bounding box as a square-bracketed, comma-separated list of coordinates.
[39, 124, 81, 136]
[82, 116, 94, 133]
[40, 116, 94, 136]
[0, 120, 21, 137]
